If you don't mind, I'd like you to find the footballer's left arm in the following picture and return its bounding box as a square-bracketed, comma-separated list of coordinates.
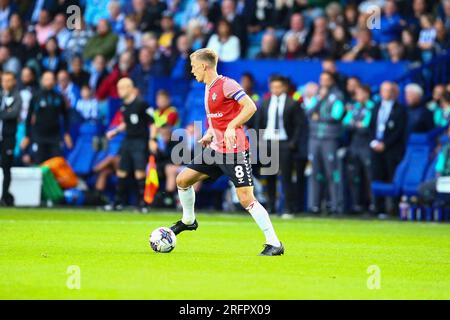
[227, 95, 257, 129]
[224, 95, 257, 149]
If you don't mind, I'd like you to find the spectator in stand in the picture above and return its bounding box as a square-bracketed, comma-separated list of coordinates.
[41, 37, 66, 73]
[65, 16, 94, 62]
[35, 10, 54, 46]
[132, 0, 167, 33]
[283, 33, 305, 60]
[53, 13, 71, 51]
[0, 0, 15, 31]
[342, 28, 381, 62]
[140, 32, 169, 70]
[29, 0, 52, 24]
[305, 15, 330, 44]
[404, 83, 434, 137]
[281, 13, 308, 55]
[255, 31, 280, 59]
[343, 3, 359, 38]
[83, 19, 118, 62]
[108, 0, 125, 35]
[116, 16, 142, 56]
[245, 0, 277, 33]
[130, 47, 165, 99]
[440, 0, 450, 32]
[329, 24, 352, 60]
[306, 32, 329, 59]
[220, 0, 247, 57]
[159, 11, 177, 56]
[435, 18, 450, 54]
[1, 27, 23, 59]
[152, 89, 179, 128]
[183, 0, 214, 32]
[206, 18, 240, 62]
[186, 19, 206, 51]
[401, 29, 421, 62]
[170, 34, 192, 79]
[97, 51, 134, 100]
[57, 69, 80, 109]
[371, 0, 403, 46]
[0, 45, 20, 76]
[407, 0, 430, 36]
[370, 81, 407, 216]
[89, 54, 109, 93]
[84, 0, 110, 26]
[387, 40, 406, 63]
[75, 85, 99, 121]
[325, 2, 344, 30]
[21, 31, 43, 75]
[9, 13, 24, 44]
[69, 55, 90, 88]
[418, 14, 437, 62]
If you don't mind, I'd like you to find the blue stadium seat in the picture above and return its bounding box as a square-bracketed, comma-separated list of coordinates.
[371, 160, 407, 197]
[67, 122, 100, 176]
[372, 133, 433, 197]
[181, 86, 207, 128]
[402, 134, 434, 196]
[146, 77, 190, 109]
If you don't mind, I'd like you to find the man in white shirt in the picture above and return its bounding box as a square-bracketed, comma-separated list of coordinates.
[369, 81, 407, 215]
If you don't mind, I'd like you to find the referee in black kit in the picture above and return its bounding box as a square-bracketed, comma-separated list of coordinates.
[104, 78, 157, 213]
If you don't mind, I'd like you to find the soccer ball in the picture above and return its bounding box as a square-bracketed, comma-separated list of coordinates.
[149, 227, 177, 253]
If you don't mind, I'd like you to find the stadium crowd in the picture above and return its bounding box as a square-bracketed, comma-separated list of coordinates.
[0, 0, 450, 217]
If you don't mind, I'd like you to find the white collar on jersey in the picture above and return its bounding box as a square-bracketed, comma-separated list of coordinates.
[208, 75, 223, 89]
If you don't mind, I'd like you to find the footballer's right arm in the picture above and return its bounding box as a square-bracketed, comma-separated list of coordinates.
[198, 127, 214, 147]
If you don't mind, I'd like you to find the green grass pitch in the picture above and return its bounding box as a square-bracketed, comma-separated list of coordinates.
[1, 208, 449, 299]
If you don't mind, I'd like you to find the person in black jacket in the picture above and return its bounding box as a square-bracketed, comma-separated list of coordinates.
[257, 75, 303, 214]
[0, 71, 22, 206]
[369, 81, 407, 215]
[21, 71, 72, 164]
[293, 97, 309, 214]
[404, 83, 434, 138]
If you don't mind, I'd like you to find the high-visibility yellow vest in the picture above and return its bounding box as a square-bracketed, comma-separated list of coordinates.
[153, 106, 179, 128]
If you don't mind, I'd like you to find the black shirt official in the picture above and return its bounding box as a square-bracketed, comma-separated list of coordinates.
[121, 97, 153, 141]
[104, 78, 156, 213]
[0, 72, 22, 206]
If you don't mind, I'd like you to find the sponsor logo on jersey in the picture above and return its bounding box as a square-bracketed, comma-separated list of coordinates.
[207, 112, 223, 118]
[212, 92, 217, 101]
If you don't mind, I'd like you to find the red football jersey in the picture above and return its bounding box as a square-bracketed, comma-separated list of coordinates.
[204, 75, 249, 153]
